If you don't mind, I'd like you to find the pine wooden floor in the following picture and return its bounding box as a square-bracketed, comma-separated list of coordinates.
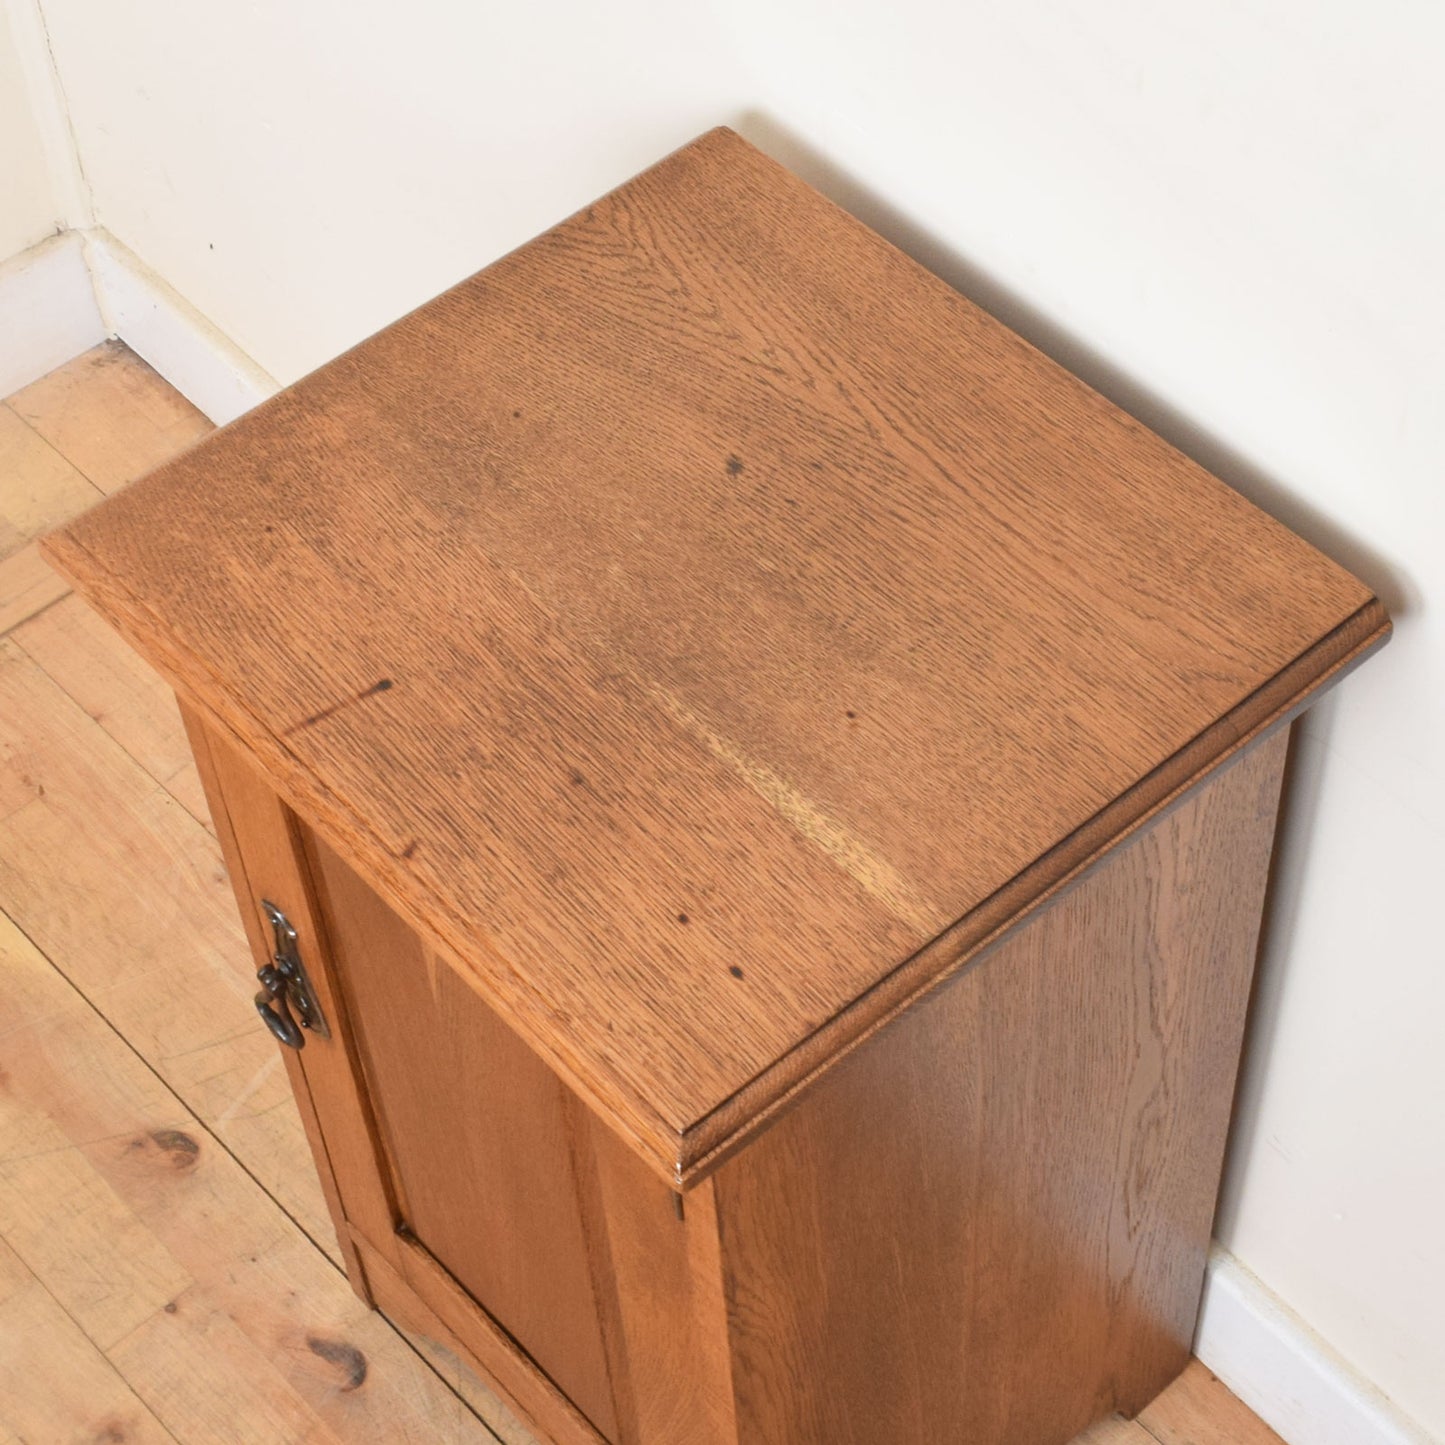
[0, 342, 1287, 1444]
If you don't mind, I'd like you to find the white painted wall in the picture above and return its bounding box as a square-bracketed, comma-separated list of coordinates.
[0, 2, 63, 261]
[29, 0, 1445, 1434]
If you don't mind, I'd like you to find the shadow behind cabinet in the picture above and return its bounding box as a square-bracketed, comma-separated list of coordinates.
[45, 128, 1389, 1444]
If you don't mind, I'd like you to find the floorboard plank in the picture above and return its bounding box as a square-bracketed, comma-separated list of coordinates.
[0, 404, 104, 557]
[0, 541, 70, 636]
[0, 908, 501, 1444]
[164, 757, 215, 831]
[0, 636, 335, 1255]
[14, 591, 211, 827]
[1139, 1359, 1286, 1445]
[0, 1082, 190, 1349]
[406, 1331, 543, 1445]
[0, 1235, 179, 1445]
[6, 342, 212, 495]
[1072, 1415, 1157, 1443]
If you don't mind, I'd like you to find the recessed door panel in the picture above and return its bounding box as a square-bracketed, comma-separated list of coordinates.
[302, 828, 618, 1441]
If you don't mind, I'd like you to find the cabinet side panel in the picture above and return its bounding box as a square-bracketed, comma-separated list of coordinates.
[712, 730, 1289, 1445]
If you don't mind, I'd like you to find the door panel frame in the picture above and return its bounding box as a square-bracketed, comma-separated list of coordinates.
[184, 700, 400, 1293]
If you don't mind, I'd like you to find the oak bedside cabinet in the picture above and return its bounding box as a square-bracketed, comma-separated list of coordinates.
[44, 128, 1389, 1445]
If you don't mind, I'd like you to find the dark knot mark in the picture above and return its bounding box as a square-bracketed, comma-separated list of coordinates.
[286, 678, 394, 734]
[92, 1421, 129, 1443]
[307, 1335, 368, 1391]
[130, 1129, 201, 1170]
[400, 839, 418, 859]
[729, 965, 745, 979]
[726, 454, 744, 476]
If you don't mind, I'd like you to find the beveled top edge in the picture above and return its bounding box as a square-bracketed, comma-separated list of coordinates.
[671, 598, 1389, 1184]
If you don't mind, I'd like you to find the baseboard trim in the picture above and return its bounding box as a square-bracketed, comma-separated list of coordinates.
[1196, 1247, 1436, 1445]
[1, 228, 278, 425]
[0, 232, 106, 398]
[85, 232, 279, 424]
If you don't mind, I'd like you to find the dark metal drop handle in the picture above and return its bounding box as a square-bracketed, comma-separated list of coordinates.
[255, 963, 306, 1049]
[254, 900, 327, 1050]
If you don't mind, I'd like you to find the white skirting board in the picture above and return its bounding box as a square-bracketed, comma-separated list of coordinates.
[83, 232, 279, 424]
[0, 232, 106, 398]
[1196, 1247, 1437, 1445]
[0, 228, 277, 424]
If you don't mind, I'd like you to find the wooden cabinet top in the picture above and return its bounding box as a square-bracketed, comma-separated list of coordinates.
[46, 127, 1388, 1185]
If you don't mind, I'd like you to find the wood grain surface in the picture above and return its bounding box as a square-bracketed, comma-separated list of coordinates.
[1, 360, 537, 1441]
[1139, 1360, 1287, 1444]
[0, 1235, 178, 1445]
[6, 340, 211, 496]
[0, 638, 333, 1249]
[573, 1116, 738, 1445]
[19, 594, 211, 827]
[303, 829, 619, 1438]
[0, 403, 102, 554]
[44, 127, 1389, 1184]
[710, 730, 1290, 1444]
[0, 541, 69, 634]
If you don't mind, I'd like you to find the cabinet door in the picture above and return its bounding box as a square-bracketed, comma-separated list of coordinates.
[300, 827, 619, 1438]
[185, 705, 619, 1443]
